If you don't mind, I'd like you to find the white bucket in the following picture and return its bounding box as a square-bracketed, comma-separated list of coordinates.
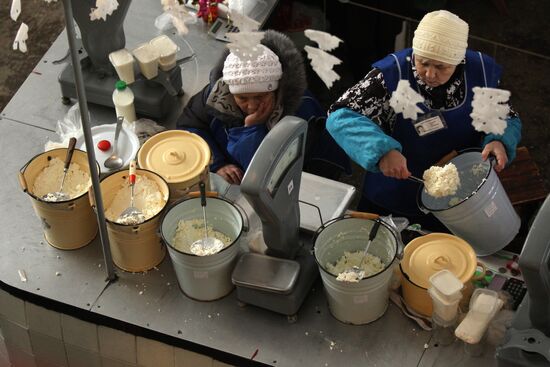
[314, 218, 398, 325]
[160, 197, 244, 301]
[419, 151, 520, 256]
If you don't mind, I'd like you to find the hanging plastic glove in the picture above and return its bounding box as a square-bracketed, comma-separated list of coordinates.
[90, 0, 119, 21]
[304, 45, 342, 89]
[226, 31, 265, 61]
[304, 29, 342, 52]
[43, 0, 58, 3]
[12, 23, 29, 53]
[470, 87, 510, 136]
[10, 0, 21, 21]
[389, 80, 425, 120]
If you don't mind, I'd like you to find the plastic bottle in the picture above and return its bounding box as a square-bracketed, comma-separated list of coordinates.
[112, 80, 137, 123]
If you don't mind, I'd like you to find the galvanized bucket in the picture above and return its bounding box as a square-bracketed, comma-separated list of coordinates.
[419, 151, 520, 256]
[313, 217, 399, 325]
[160, 196, 245, 301]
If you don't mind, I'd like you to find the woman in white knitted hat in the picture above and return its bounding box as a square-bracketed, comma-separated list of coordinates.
[177, 30, 349, 184]
[326, 10, 522, 229]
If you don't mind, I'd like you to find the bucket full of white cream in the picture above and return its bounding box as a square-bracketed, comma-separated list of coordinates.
[19, 148, 98, 250]
[313, 217, 398, 325]
[96, 168, 170, 272]
[160, 196, 245, 301]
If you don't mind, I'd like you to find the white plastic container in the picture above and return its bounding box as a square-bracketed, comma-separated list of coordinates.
[150, 35, 179, 71]
[109, 48, 135, 84]
[455, 288, 503, 344]
[160, 197, 244, 301]
[133, 43, 159, 79]
[429, 269, 464, 303]
[314, 218, 399, 325]
[112, 80, 137, 123]
[428, 287, 461, 323]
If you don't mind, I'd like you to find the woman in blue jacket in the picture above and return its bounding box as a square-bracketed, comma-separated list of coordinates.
[326, 10, 521, 229]
[177, 30, 348, 184]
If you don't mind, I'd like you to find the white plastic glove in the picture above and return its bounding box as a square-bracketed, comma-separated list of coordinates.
[12, 23, 29, 53]
[389, 80, 425, 120]
[304, 29, 342, 52]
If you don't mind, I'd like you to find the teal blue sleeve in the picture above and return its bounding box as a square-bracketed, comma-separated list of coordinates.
[482, 116, 522, 163]
[326, 108, 402, 172]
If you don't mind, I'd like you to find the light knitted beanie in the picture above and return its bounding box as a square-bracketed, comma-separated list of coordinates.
[222, 44, 283, 94]
[412, 10, 469, 65]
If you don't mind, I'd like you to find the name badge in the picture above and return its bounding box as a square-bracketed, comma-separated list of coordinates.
[414, 111, 447, 136]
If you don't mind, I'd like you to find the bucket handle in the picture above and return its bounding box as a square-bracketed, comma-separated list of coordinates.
[187, 190, 219, 198]
[310, 211, 380, 247]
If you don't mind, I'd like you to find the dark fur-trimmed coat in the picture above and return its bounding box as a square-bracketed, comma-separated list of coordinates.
[176, 30, 323, 172]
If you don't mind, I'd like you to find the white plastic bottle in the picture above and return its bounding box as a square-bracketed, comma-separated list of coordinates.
[112, 80, 137, 123]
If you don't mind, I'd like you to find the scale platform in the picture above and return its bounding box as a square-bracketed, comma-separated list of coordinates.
[58, 60, 183, 120]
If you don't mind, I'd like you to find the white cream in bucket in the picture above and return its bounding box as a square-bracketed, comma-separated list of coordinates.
[161, 197, 244, 301]
[97, 169, 169, 272]
[19, 149, 98, 250]
[314, 218, 398, 325]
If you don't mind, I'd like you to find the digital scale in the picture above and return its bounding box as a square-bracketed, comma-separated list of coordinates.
[232, 116, 320, 322]
[496, 194, 550, 366]
[58, 0, 183, 120]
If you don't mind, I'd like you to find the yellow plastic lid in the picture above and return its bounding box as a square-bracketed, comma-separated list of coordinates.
[402, 233, 477, 289]
[137, 130, 211, 183]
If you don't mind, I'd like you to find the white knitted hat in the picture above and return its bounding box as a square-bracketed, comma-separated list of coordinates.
[412, 10, 469, 65]
[223, 44, 283, 94]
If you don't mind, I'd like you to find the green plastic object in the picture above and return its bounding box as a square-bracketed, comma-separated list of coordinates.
[115, 80, 127, 90]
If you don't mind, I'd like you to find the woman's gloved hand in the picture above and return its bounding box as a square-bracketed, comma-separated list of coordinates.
[216, 164, 244, 185]
[379, 149, 411, 179]
[482, 141, 508, 172]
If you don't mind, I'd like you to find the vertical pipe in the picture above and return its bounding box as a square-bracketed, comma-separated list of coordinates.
[61, 0, 117, 282]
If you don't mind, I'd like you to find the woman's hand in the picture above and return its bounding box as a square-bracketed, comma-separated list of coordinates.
[482, 141, 508, 172]
[216, 164, 244, 185]
[379, 150, 411, 179]
[244, 94, 275, 127]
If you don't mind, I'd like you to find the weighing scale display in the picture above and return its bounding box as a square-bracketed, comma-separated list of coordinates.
[267, 135, 302, 196]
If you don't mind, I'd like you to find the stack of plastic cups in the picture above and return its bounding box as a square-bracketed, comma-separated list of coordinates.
[428, 269, 464, 346]
[455, 288, 503, 357]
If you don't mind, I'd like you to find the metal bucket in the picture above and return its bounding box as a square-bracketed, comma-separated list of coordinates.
[136, 130, 212, 203]
[97, 169, 169, 272]
[419, 151, 520, 256]
[19, 149, 99, 250]
[314, 217, 398, 325]
[160, 197, 244, 301]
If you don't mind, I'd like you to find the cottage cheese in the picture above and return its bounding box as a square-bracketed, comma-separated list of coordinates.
[327, 251, 385, 282]
[105, 175, 166, 225]
[423, 163, 460, 198]
[172, 218, 232, 255]
[33, 157, 91, 200]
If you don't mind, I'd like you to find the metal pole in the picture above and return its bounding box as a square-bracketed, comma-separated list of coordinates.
[61, 0, 117, 282]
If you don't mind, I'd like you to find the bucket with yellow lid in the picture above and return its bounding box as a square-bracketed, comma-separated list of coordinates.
[137, 130, 211, 202]
[399, 233, 481, 317]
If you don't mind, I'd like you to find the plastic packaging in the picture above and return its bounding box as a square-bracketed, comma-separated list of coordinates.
[455, 288, 503, 345]
[112, 80, 137, 123]
[45, 103, 83, 151]
[109, 49, 135, 84]
[133, 43, 159, 79]
[150, 35, 179, 71]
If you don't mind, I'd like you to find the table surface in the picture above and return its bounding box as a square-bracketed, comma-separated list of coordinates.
[0, 0, 499, 365]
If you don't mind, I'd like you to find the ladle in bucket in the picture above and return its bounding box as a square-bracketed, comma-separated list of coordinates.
[338, 219, 381, 282]
[190, 181, 224, 256]
[43, 137, 77, 202]
[118, 160, 145, 225]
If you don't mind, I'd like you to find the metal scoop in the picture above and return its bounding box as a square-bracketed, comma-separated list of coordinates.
[104, 116, 124, 170]
[408, 175, 425, 184]
[43, 137, 77, 202]
[118, 160, 145, 225]
[338, 219, 381, 282]
[190, 182, 225, 256]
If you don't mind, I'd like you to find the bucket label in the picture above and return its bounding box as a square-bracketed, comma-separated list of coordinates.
[287, 179, 294, 195]
[40, 217, 51, 230]
[484, 201, 498, 217]
[353, 295, 369, 304]
[193, 271, 209, 279]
